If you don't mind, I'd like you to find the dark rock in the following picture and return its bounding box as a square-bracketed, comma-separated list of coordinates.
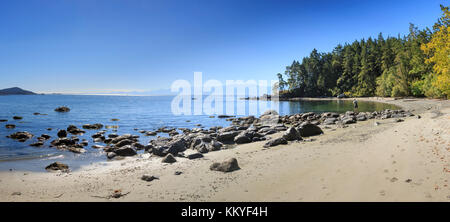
[342, 117, 356, 124]
[187, 153, 204, 159]
[217, 131, 240, 143]
[141, 174, 159, 182]
[82, 123, 103, 130]
[7, 131, 33, 142]
[282, 127, 302, 141]
[234, 133, 252, 144]
[0, 119, 7, 122]
[210, 158, 240, 172]
[174, 171, 183, 175]
[55, 106, 70, 112]
[57, 130, 67, 138]
[45, 162, 69, 172]
[113, 145, 137, 156]
[29, 141, 44, 147]
[263, 137, 287, 148]
[5, 124, 15, 129]
[13, 116, 23, 120]
[115, 139, 134, 148]
[106, 152, 117, 159]
[161, 154, 177, 163]
[297, 123, 323, 137]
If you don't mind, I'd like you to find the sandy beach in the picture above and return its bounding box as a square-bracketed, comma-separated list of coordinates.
[0, 97, 449, 202]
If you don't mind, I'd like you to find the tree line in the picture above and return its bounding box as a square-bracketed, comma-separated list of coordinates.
[276, 5, 449, 99]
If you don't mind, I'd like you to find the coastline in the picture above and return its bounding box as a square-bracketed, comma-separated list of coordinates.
[0, 97, 449, 201]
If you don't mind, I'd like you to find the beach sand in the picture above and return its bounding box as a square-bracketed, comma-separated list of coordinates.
[0, 97, 449, 202]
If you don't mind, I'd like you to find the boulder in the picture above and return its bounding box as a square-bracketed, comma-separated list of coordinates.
[187, 153, 204, 159]
[282, 127, 302, 141]
[57, 130, 67, 138]
[297, 123, 323, 137]
[161, 154, 177, 163]
[210, 158, 240, 172]
[45, 162, 69, 172]
[82, 123, 103, 130]
[263, 137, 287, 148]
[113, 145, 137, 156]
[54, 106, 70, 112]
[217, 131, 240, 143]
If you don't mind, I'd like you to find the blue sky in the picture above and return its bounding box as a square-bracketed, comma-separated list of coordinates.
[0, 0, 445, 94]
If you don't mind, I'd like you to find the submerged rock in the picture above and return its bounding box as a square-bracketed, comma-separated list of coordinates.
[5, 124, 15, 129]
[7, 131, 33, 142]
[82, 123, 104, 130]
[57, 130, 67, 138]
[45, 162, 69, 172]
[296, 123, 323, 137]
[13, 116, 23, 120]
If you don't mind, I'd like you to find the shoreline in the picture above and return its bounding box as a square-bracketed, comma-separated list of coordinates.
[0, 97, 449, 201]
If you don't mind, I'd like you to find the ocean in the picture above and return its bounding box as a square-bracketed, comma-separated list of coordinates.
[0, 95, 399, 171]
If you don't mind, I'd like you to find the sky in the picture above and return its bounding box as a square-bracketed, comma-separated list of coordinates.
[0, 0, 446, 94]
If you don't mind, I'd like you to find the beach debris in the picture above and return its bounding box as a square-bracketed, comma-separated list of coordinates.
[405, 179, 412, 183]
[141, 175, 159, 182]
[263, 137, 288, 148]
[45, 162, 69, 172]
[174, 171, 183, 175]
[11, 192, 21, 196]
[57, 129, 67, 138]
[283, 127, 302, 141]
[5, 124, 15, 129]
[161, 153, 177, 163]
[13, 116, 23, 120]
[7, 131, 33, 142]
[296, 123, 323, 137]
[390, 177, 398, 182]
[54, 106, 70, 112]
[210, 158, 240, 172]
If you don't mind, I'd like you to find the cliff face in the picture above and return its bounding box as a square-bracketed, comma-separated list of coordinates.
[0, 87, 37, 95]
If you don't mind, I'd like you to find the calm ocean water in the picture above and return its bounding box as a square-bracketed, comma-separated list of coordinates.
[0, 95, 399, 171]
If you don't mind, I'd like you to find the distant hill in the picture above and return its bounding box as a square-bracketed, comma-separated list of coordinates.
[0, 87, 37, 95]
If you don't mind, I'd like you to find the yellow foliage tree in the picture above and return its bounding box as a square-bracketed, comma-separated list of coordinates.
[421, 5, 450, 98]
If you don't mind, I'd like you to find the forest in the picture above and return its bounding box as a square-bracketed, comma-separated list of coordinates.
[276, 5, 449, 99]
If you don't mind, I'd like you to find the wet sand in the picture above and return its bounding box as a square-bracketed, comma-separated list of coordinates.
[0, 97, 449, 201]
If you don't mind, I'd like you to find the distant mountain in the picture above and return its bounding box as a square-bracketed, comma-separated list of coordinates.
[0, 87, 37, 95]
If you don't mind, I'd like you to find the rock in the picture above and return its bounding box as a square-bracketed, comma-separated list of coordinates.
[57, 130, 67, 138]
[29, 141, 44, 147]
[111, 118, 120, 121]
[187, 153, 204, 159]
[13, 116, 23, 120]
[0, 119, 7, 122]
[82, 123, 103, 130]
[342, 117, 356, 124]
[174, 171, 183, 175]
[234, 133, 252, 144]
[5, 124, 15, 129]
[67, 125, 85, 135]
[106, 152, 117, 159]
[217, 115, 235, 118]
[217, 131, 240, 143]
[263, 137, 287, 148]
[282, 127, 302, 141]
[417, 115, 421, 119]
[113, 145, 137, 156]
[210, 158, 240, 172]
[7, 131, 33, 142]
[92, 145, 105, 149]
[161, 154, 177, 163]
[45, 162, 69, 172]
[50, 137, 76, 146]
[297, 123, 323, 137]
[145, 131, 157, 136]
[54, 106, 70, 112]
[115, 139, 134, 148]
[141, 174, 159, 182]
[395, 119, 404, 122]
[11, 192, 21, 196]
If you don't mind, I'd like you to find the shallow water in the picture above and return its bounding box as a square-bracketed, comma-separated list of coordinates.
[0, 95, 399, 171]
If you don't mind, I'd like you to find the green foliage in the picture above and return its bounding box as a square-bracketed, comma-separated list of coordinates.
[277, 5, 448, 99]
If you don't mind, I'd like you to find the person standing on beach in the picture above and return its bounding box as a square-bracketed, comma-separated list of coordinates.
[353, 99, 358, 110]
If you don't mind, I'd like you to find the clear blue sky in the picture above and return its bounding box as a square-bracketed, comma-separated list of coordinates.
[0, 0, 445, 94]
